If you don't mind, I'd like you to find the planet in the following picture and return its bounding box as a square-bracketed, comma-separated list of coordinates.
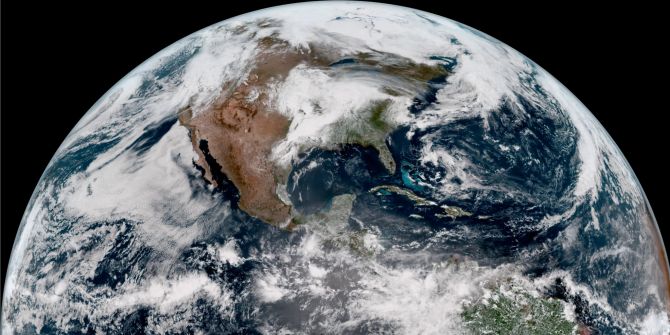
[3, 2, 669, 334]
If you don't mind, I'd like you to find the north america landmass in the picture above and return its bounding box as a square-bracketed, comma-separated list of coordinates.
[179, 23, 453, 228]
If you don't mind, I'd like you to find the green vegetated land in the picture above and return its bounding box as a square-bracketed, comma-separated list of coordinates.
[461, 287, 576, 335]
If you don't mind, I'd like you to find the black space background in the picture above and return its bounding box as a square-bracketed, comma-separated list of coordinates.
[1, 1, 667, 296]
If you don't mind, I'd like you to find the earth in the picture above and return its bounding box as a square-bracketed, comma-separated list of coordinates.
[3, 2, 669, 334]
